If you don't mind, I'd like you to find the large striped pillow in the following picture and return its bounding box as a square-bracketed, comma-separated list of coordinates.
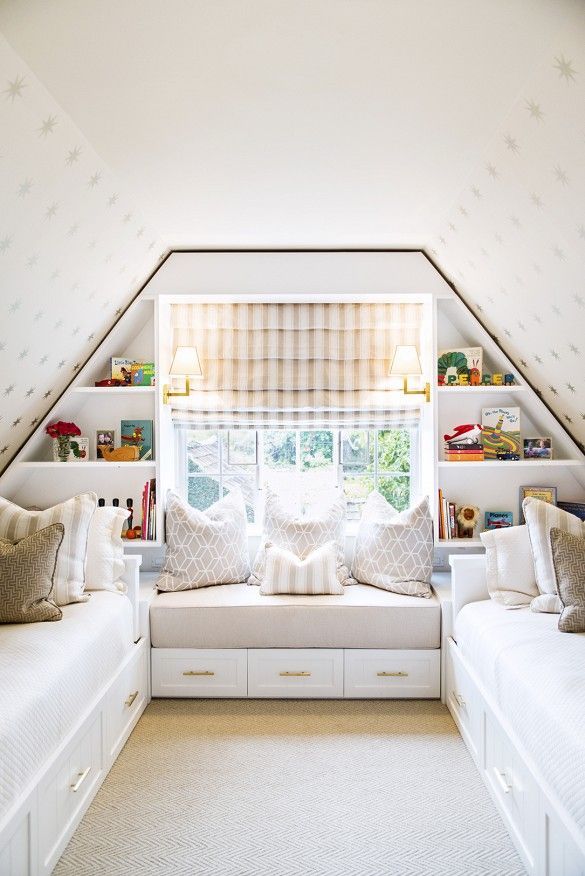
[260, 541, 343, 595]
[0, 493, 97, 605]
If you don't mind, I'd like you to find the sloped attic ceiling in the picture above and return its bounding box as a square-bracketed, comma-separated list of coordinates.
[1, 0, 584, 474]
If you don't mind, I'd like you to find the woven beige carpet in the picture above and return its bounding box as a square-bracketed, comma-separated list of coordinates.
[55, 699, 523, 876]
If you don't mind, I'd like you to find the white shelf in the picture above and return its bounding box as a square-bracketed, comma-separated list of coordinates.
[437, 538, 484, 547]
[123, 540, 161, 548]
[438, 459, 585, 468]
[437, 385, 526, 393]
[71, 386, 156, 394]
[19, 461, 156, 469]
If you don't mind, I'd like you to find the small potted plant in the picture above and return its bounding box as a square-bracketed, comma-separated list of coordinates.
[46, 420, 82, 462]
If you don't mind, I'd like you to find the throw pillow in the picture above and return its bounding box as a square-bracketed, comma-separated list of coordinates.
[248, 488, 352, 587]
[480, 525, 539, 607]
[260, 541, 343, 595]
[351, 492, 434, 597]
[85, 506, 129, 592]
[157, 489, 250, 591]
[0, 493, 97, 605]
[0, 524, 64, 623]
[523, 497, 585, 614]
[550, 528, 585, 633]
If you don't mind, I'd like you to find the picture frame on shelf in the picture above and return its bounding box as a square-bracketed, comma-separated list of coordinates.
[519, 486, 557, 523]
[96, 430, 115, 459]
[523, 437, 552, 460]
[485, 511, 513, 530]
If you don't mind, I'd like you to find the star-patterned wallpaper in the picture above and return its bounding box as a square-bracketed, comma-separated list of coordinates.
[0, 33, 165, 473]
[428, 31, 585, 452]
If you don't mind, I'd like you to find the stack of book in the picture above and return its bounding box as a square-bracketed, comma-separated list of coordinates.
[141, 478, 157, 541]
[438, 489, 457, 539]
[443, 423, 484, 461]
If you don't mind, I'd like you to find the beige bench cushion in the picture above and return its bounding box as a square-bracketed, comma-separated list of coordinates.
[150, 582, 441, 649]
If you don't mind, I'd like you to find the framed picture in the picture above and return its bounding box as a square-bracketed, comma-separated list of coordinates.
[485, 511, 513, 530]
[96, 430, 115, 459]
[519, 486, 557, 523]
[523, 437, 552, 460]
[227, 430, 257, 465]
[438, 347, 483, 383]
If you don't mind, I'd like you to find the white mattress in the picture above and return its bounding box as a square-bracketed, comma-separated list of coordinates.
[454, 599, 585, 833]
[0, 592, 133, 824]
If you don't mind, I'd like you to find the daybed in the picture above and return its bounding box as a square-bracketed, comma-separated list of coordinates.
[0, 557, 149, 876]
[446, 554, 585, 876]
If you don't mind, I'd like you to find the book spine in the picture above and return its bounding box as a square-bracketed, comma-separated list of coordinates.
[438, 489, 444, 540]
[449, 503, 456, 539]
[443, 496, 450, 539]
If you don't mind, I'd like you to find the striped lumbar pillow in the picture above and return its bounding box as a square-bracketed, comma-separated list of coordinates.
[0, 493, 97, 605]
[260, 541, 343, 595]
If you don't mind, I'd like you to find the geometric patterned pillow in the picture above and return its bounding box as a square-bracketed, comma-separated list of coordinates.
[157, 489, 250, 591]
[0, 524, 64, 623]
[550, 527, 585, 633]
[351, 492, 433, 598]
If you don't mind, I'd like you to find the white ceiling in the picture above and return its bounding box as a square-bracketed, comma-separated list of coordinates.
[0, 0, 577, 248]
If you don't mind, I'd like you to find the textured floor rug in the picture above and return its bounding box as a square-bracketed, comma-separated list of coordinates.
[55, 699, 524, 876]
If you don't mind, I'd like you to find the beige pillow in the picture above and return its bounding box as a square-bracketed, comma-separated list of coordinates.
[261, 541, 343, 595]
[85, 506, 129, 592]
[550, 528, 585, 633]
[480, 525, 538, 606]
[0, 524, 64, 623]
[0, 493, 97, 605]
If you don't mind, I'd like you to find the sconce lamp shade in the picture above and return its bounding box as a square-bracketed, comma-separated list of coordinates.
[169, 346, 202, 377]
[389, 345, 422, 377]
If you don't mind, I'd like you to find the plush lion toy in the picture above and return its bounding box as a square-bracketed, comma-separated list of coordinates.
[457, 504, 480, 538]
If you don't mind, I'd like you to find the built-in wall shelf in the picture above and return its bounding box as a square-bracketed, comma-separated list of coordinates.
[18, 461, 156, 469]
[71, 386, 156, 395]
[437, 538, 483, 547]
[123, 540, 161, 548]
[436, 385, 526, 394]
[438, 460, 585, 469]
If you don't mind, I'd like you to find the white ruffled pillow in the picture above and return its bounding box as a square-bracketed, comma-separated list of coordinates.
[351, 492, 433, 598]
[85, 506, 129, 593]
[157, 489, 250, 591]
[480, 525, 539, 607]
[260, 541, 342, 595]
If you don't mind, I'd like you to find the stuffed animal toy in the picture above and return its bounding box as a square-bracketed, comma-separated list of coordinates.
[457, 504, 480, 538]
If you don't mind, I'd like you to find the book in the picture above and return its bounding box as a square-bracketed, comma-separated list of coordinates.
[481, 407, 521, 459]
[438, 489, 445, 540]
[141, 478, 157, 540]
[111, 357, 134, 383]
[444, 453, 484, 462]
[120, 420, 153, 460]
[449, 503, 456, 538]
[444, 442, 484, 453]
[52, 436, 89, 461]
[130, 362, 155, 386]
[557, 501, 585, 522]
[485, 511, 513, 530]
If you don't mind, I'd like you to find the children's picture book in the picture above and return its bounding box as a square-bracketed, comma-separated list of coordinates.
[557, 501, 585, 521]
[485, 511, 513, 530]
[52, 436, 89, 461]
[120, 420, 153, 460]
[481, 407, 521, 459]
[438, 347, 482, 383]
[111, 357, 134, 383]
[131, 362, 155, 386]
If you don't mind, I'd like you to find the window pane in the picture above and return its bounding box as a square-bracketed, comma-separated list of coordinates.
[228, 430, 257, 465]
[377, 429, 411, 473]
[188, 475, 220, 510]
[187, 430, 219, 474]
[341, 430, 369, 472]
[343, 475, 374, 520]
[300, 431, 333, 470]
[263, 430, 296, 468]
[378, 475, 411, 512]
[223, 475, 256, 524]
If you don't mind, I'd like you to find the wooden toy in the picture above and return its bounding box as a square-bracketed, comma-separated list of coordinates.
[469, 368, 481, 386]
[504, 373, 515, 385]
[492, 373, 503, 385]
[458, 372, 469, 386]
[98, 445, 140, 462]
[447, 374, 458, 385]
[438, 374, 446, 386]
[482, 373, 492, 385]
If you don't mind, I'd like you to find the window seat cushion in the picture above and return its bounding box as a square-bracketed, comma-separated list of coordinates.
[149, 582, 441, 649]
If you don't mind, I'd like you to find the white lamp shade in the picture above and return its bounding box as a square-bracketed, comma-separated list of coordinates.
[389, 345, 422, 376]
[169, 346, 202, 376]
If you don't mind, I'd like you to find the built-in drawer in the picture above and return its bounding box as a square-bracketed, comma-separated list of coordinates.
[248, 649, 343, 698]
[344, 649, 440, 698]
[151, 649, 248, 697]
[38, 711, 103, 873]
[446, 639, 481, 763]
[0, 813, 31, 876]
[106, 640, 149, 763]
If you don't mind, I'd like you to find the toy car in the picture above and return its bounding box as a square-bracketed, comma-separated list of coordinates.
[496, 450, 520, 461]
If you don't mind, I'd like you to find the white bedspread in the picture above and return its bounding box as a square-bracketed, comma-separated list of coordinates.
[455, 599, 585, 833]
[0, 592, 133, 824]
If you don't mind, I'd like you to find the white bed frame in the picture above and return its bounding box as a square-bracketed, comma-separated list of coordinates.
[0, 557, 151, 876]
[446, 555, 585, 876]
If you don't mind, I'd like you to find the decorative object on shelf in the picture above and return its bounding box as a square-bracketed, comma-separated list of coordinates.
[504, 373, 515, 385]
[120, 419, 153, 460]
[437, 347, 482, 384]
[98, 445, 140, 462]
[51, 435, 88, 462]
[457, 504, 480, 538]
[519, 486, 557, 523]
[130, 362, 155, 386]
[46, 421, 82, 462]
[523, 437, 552, 460]
[482, 373, 492, 385]
[94, 378, 123, 388]
[141, 478, 156, 541]
[96, 430, 115, 459]
[557, 501, 585, 522]
[481, 407, 521, 459]
[389, 345, 430, 403]
[124, 525, 143, 540]
[485, 511, 513, 530]
[163, 345, 203, 405]
[492, 373, 503, 385]
[123, 498, 134, 535]
[443, 423, 484, 461]
[111, 357, 134, 384]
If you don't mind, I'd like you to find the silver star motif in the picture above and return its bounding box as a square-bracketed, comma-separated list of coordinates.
[520, 359, 528, 367]
[26, 254, 39, 267]
[30, 418, 38, 427]
[515, 275, 524, 286]
[0, 341, 5, 351]
[39, 354, 48, 364]
[88, 239, 97, 250]
[553, 245, 565, 260]
[57, 359, 66, 368]
[533, 263, 542, 274]
[8, 299, 21, 314]
[510, 215, 521, 229]
[554, 54, 577, 82]
[569, 344, 580, 355]
[486, 162, 498, 179]
[68, 224, 79, 236]
[88, 171, 101, 188]
[549, 386, 558, 396]
[17, 178, 32, 197]
[533, 314, 542, 324]
[54, 319, 64, 329]
[4, 385, 15, 396]
[4, 74, 26, 101]
[87, 333, 94, 342]
[470, 186, 481, 199]
[438, 236, 446, 246]
[18, 349, 28, 360]
[578, 225, 585, 240]
[554, 165, 568, 185]
[43, 390, 52, 399]
[108, 193, 118, 207]
[495, 233, 504, 244]
[573, 294, 584, 307]
[534, 354, 543, 364]
[0, 236, 11, 253]
[72, 362, 81, 371]
[65, 146, 82, 166]
[517, 321, 526, 331]
[39, 115, 58, 136]
[552, 304, 562, 315]
[525, 99, 544, 121]
[448, 222, 456, 232]
[11, 418, 21, 427]
[136, 226, 145, 237]
[530, 193, 543, 208]
[50, 269, 60, 281]
[567, 383, 576, 393]
[551, 349, 560, 360]
[504, 134, 519, 153]
[147, 241, 156, 250]
[25, 387, 35, 397]
[122, 213, 132, 223]
[0, 446, 8, 455]
[71, 326, 80, 335]
[481, 248, 490, 258]
[45, 202, 59, 220]
[504, 329, 512, 338]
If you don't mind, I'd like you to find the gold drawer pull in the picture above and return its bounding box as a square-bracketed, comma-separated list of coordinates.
[279, 671, 311, 677]
[70, 766, 91, 793]
[125, 690, 139, 708]
[377, 671, 409, 677]
[183, 670, 215, 676]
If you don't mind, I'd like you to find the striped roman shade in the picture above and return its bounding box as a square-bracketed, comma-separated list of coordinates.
[170, 302, 422, 427]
